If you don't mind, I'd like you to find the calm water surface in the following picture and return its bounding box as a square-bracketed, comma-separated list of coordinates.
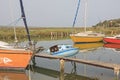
[0, 39, 120, 80]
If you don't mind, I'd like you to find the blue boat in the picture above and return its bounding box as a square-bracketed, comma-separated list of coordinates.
[46, 44, 79, 57]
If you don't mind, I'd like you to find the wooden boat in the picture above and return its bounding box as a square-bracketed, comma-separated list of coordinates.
[70, 31, 105, 43]
[103, 35, 120, 44]
[46, 44, 79, 57]
[70, 0, 104, 43]
[0, 0, 33, 69]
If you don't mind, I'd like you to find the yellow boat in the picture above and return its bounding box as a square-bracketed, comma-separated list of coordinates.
[70, 1, 105, 43]
[70, 31, 105, 43]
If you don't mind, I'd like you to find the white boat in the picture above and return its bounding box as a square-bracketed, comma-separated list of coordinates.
[0, 41, 13, 48]
[46, 44, 79, 57]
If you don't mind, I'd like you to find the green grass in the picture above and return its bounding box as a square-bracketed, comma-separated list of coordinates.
[0, 26, 120, 42]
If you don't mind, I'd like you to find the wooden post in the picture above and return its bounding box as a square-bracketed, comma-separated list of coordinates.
[60, 59, 64, 80]
[55, 32, 57, 39]
[51, 32, 53, 40]
[61, 32, 63, 38]
[114, 67, 120, 78]
[60, 59, 64, 72]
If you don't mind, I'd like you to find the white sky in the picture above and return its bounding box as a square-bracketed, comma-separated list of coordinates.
[0, 0, 120, 27]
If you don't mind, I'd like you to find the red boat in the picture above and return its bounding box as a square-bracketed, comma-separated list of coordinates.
[103, 35, 120, 44]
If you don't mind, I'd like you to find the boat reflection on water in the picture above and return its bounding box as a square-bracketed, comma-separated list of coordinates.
[0, 71, 28, 80]
[74, 42, 104, 52]
[28, 64, 98, 80]
[104, 43, 120, 52]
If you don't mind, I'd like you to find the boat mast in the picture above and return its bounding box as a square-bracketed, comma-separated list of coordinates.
[72, 0, 81, 28]
[84, 0, 87, 32]
[19, 0, 32, 45]
[72, 0, 81, 33]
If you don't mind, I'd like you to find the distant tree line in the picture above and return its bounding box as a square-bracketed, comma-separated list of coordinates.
[93, 18, 120, 27]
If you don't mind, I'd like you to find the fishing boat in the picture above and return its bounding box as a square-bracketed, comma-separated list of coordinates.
[46, 44, 79, 57]
[103, 35, 120, 44]
[70, 0, 104, 43]
[0, 0, 33, 70]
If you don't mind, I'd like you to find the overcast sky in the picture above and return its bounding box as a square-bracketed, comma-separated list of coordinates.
[0, 0, 120, 27]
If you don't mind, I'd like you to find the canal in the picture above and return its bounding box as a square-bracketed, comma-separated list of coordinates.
[0, 39, 120, 80]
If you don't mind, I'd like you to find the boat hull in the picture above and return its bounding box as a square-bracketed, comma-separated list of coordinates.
[70, 36, 103, 43]
[0, 49, 32, 69]
[103, 37, 120, 44]
[0, 48, 32, 54]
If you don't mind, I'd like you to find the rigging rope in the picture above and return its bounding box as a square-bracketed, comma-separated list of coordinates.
[8, 17, 22, 26]
[8, 0, 18, 44]
[72, 0, 81, 28]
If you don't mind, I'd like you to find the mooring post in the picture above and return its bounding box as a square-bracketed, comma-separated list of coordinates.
[60, 59, 65, 80]
[60, 59, 65, 72]
[114, 67, 120, 78]
[51, 32, 53, 40]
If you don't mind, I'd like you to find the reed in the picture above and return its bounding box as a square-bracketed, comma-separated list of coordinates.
[0, 26, 120, 42]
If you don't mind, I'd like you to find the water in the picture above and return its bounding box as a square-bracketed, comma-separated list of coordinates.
[0, 39, 120, 80]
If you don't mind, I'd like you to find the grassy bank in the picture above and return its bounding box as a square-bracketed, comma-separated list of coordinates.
[0, 27, 73, 42]
[0, 26, 120, 42]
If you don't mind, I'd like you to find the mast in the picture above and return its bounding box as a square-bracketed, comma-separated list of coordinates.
[72, 0, 81, 28]
[19, 0, 32, 45]
[84, 0, 87, 32]
[72, 0, 81, 33]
